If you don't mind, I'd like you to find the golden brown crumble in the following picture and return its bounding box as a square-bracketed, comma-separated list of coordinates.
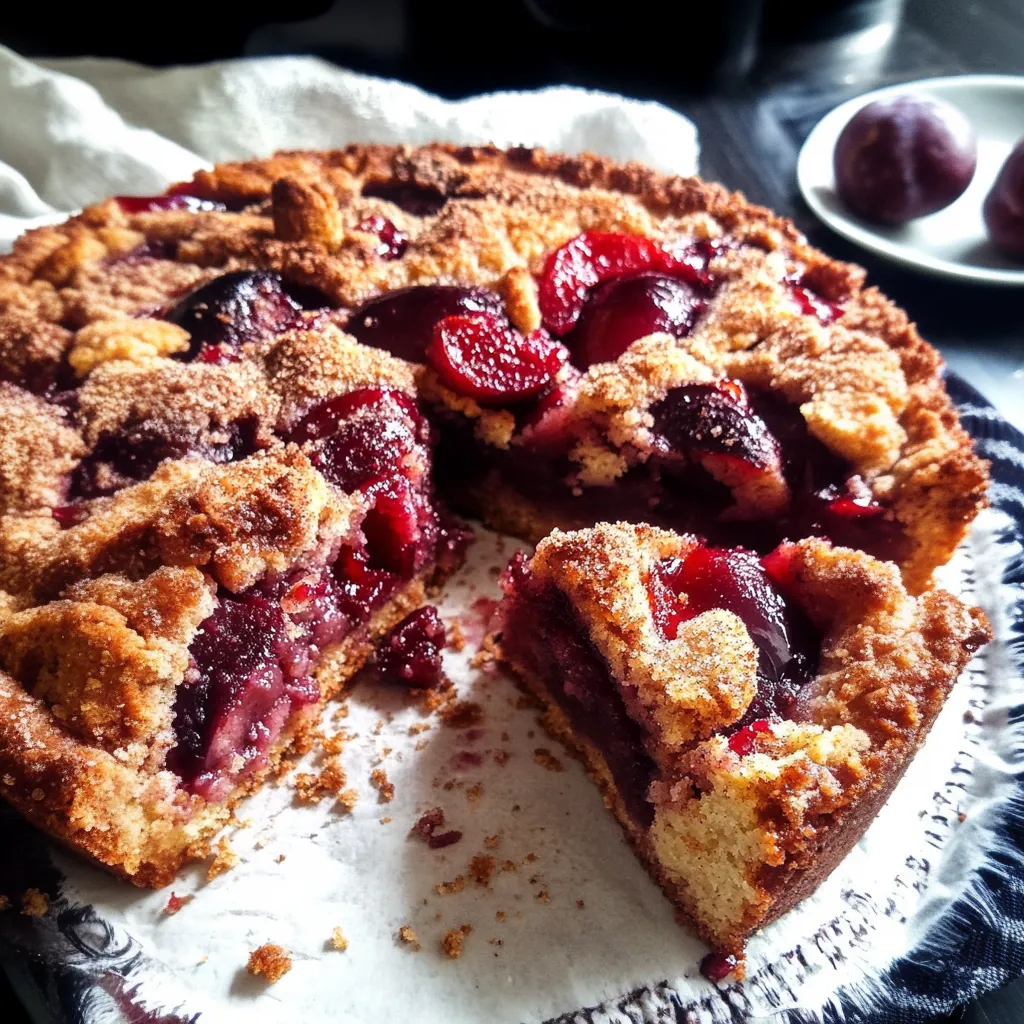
[442, 701, 484, 729]
[247, 943, 291, 983]
[294, 757, 347, 804]
[20, 889, 48, 917]
[441, 924, 472, 959]
[397, 925, 421, 951]
[447, 619, 466, 652]
[206, 838, 238, 881]
[434, 876, 467, 895]
[468, 854, 497, 887]
[369, 767, 395, 803]
[533, 748, 565, 772]
[330, 926, 348, 951]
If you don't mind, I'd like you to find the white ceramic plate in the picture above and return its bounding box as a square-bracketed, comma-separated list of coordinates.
[797, 74, 1024, 285]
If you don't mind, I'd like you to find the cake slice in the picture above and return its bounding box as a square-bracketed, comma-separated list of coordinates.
[497, 522, 990, 963]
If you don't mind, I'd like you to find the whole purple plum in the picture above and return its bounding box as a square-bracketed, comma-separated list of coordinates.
[983, 137, 1024, 259]
[833, 95, 977, 224]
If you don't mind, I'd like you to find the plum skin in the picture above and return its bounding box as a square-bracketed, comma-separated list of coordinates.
[984, 138, 1024, 259]
[833, 95, 977, 224]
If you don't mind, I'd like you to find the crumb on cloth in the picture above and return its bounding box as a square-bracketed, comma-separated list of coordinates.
[20, 889, 48, 917]
[370, 767, 395, 803]
[442, 924, 472, 959]
[163, 892, 193, 915]
[398, 925, 421, 951]
[247, 943, 291, 983]
[468, 854, 496, 887]
[207, 837, 238, 880]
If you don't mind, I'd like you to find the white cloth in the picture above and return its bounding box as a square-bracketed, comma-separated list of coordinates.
[0, 44, 699, 247]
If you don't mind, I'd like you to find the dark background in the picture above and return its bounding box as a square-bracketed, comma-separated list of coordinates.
[1, 1, 1022, 1021]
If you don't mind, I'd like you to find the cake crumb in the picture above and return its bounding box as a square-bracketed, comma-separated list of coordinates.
[534, 748, 565, 772]
[467, 782, 484, 804]
[320, 731, 348, 755]
[536, 889, 551, 903]
[524, 852, 537, 863]
[958, 812, 968, 822]
[470, 634, 500, 669]
[447, 619, 466, 652]
[370, 768, 394, 803]
[380, 816, 392, 825]
[576, 900, 585, 910]
[398, 925, 421, 951]
[484, 833, 502, 849]
[442, 701, 484, 729]
[163, 892, 193, 915]
[247, 943, 291, 983]
[412, 807, 463, 849]
[434, 875, 467, 895]
[337, 788, 359, 813]
[20, 889, 48, 917]
[408, 722, 431, 736]
[419, 683, 455, 714]
[294, 756, 347, 803]
[468, 854, 497, 887]
[493, 750, 511, 766]
[334, 703, 350, 720]
[495, 910, 506, 922]
[502, 860, 519, 873]
[207, 838, 238, 880]
[276, 854, 287, 863]
[415, 740, 429, 751]
[331, 927, 348, 952]
[442, 924, 472, 959]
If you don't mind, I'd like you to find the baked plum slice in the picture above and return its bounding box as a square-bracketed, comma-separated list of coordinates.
[651, 380, 781, 481]
[70, 417, 261, 500]
[648, 545, 818, 724]
[165, 270, 331, 362]
[566, 272, 706, 368]
[115, 194, 228, 214]
[346, 285, 504, 363]
[428, 314, 567, 405]
[538, 231, 715, 338]
[355, 215, 408, 259]
[288, 387, 440, 578]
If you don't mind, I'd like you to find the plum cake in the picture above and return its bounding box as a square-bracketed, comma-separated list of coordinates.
[0, 145, 989, 947]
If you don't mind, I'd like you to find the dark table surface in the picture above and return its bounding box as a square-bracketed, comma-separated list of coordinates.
[1, 1, 1022, 1021]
